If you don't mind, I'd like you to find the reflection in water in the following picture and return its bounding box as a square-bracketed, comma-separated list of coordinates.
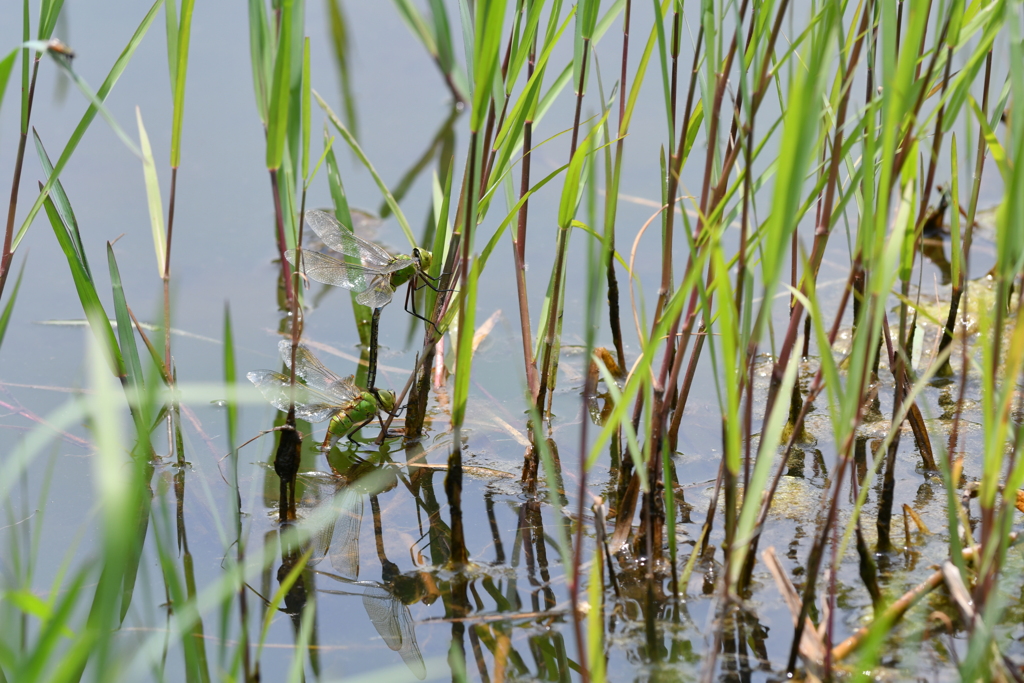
[291, 469, 363, 578]
[314, 491, 432, 680]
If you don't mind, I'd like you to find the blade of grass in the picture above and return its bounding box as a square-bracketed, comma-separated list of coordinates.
[315, 90, 417, 248]
[39, 185, 124, 378]
[265, 0, 294, 170]
[136, 107, 166, 277]
[0, 50, 16, 112]
[169, 0, 194, 169]
[13, 0, 163, 252]
[0, 256, 27, 350]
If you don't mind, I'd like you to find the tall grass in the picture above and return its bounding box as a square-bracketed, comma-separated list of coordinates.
[5, 0, 1024, 680]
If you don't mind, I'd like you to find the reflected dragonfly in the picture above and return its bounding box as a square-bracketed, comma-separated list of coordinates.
[316, 568, 429, 680]
[289, 470, 363, 578]
[314, 493, 436, 680]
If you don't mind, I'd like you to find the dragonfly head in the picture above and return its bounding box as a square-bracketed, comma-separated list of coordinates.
[375, 389, 397, 413]
[412, 248, 432, 272]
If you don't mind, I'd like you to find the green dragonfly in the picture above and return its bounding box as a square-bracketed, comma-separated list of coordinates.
[286, 209, 437, 389]
[248, 340, 396, 449]
[286, 209, 433, 310]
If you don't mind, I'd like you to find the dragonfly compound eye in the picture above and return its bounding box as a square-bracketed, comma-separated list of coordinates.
[378, 390, 397, 413]
[413, 248, 432, 271]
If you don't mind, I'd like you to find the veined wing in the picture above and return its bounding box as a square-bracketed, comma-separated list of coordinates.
[287, 249, 384, 292]
[328, 486, 363, 579]
[294, 471, 342, 568]
[247, 370, 343, 423]
[277, 341, 364, 403]
[355, 277, 396, 309]
[362, 585, 426, 679]
[304, 210, 400, 271]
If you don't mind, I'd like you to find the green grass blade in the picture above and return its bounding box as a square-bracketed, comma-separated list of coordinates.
[0, 49, 17, 113]
[265, 0, 294, 170]
[19, 0, 28, 131]
[164, 0, 178, 87]
[170, 0, 195, 168]
[300, 37, 310, 182]
[106, 244, 146, 418]
[22, 42, 144, 158]
[40, 187, 125, 378]
[316, 90, 416, 247]
[0, 256, 27, 351]
[13, 0, 162, 252]
[427, 0, 456, 75]
[247, 0, 272, 122]
[136, 107, 167, 277]
[392, 0, 438, 57]
[469, 0, 507, 133]
[729, 349, 798, 586]
[15, 569, 90, 682]
[586, 552, 605, 682]
[33, 129, 89, 273]
[255, 548, 312, 660]
[223, 304, 238, 450]
[38, 0, 66, 40]
[557, 117, 604, 229]
[321, 124, 372, 351]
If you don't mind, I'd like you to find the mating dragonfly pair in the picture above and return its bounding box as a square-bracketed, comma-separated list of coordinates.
[289, 209, 439, 392]
[249, 209, 440, 448]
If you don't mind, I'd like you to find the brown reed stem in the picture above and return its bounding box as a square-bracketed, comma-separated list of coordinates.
[0, 57, 40, 303]
[268, 168, 295, 307]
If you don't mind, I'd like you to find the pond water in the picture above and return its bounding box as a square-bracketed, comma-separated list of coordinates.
[0, 1, 1016, 681]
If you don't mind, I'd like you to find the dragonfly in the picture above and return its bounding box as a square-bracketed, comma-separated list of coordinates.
[286, 209, 433, 310]
[315, 493, 435, 680]
[248, 340, 396, 449]
[286, 210, 438, 389]
[288, 469, 363, 578]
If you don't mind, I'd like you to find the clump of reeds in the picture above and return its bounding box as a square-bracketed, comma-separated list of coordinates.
[4, 0, 1024, 680]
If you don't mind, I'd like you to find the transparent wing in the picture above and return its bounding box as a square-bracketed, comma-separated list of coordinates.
[287, 249, 383, 292]
[294, 472, 340, 568]
[304, 209, 398, 269]
[355, 277, 396, 309]
[247, 370, 340, 423]
[362, 586, 425, 679]
[328, 487, 363, 579]
[277, 341, 363, 403]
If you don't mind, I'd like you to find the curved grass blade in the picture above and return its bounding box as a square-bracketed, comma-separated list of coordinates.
[315, 90, 416, 248]
[265, 0, 294, 170]
[40, 184, 124, 378]
[135, 107, 166, 276]
[169, 0, 195, 168]
[33, 128, 88, 272]
[106, 245, 147, 426]
[322, 124, 374, 350]
[22, 39, 142, 159]
[0, 49, 16, 112]
[0, 255, 27, 351]
[14, 0, 162, 252]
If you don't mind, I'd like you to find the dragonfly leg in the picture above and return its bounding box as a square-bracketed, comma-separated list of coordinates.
[404, 278, 445, 336]
[345, 416, 377, 444]
[376, 409, 405, 439]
